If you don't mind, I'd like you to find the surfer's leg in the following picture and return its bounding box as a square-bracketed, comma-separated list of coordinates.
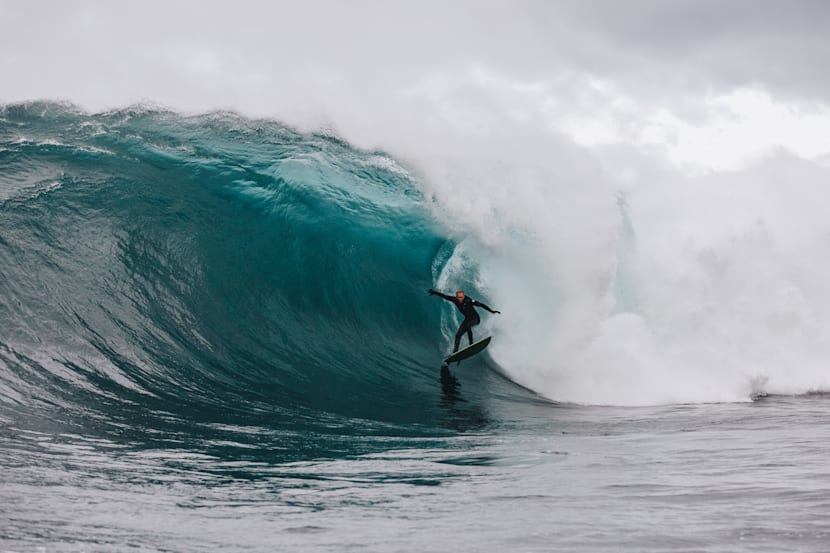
[453, 325, 464, 352]
[454, 319, 473, 352]
[467, 318, 480, 345]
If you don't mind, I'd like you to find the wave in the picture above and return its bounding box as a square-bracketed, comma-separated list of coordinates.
[4, 101, 830, 421]
[0, 102, 489, 442]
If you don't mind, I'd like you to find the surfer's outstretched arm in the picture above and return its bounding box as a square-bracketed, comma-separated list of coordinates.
[428, 289, 455, 302]
[473, 300, 501, 314]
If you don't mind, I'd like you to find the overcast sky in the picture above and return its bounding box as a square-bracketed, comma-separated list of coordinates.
[2, 0, 830, 169]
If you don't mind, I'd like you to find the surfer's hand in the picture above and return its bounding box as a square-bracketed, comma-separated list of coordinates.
[428, 288, 436, 295]
[494, 310, 501, 314]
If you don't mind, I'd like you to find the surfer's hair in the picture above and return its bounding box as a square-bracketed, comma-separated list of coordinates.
[456, 290, 464, 295]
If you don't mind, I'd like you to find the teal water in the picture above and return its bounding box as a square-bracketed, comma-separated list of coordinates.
[0, 102, 502, 438]
[2, 103, 830, 552]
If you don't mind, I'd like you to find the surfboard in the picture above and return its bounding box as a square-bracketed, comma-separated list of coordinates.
[443, 336, 491, 365]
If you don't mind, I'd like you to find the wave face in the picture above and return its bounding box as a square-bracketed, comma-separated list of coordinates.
[0, 103, 476, 451]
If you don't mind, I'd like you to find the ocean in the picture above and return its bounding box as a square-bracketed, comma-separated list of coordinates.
[2, 102, 830, 552]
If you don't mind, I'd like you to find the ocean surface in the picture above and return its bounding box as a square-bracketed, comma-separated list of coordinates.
[2, 102, 830, 552]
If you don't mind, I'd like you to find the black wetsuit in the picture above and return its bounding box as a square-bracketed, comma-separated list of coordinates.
[430, 290, 498, 352]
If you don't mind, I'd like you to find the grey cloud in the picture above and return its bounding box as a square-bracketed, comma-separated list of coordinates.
[537, 0, 830, 102]
[1, 0, 829, 117]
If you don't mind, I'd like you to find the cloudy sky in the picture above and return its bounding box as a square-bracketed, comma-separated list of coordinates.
[3, 0, 830, 170]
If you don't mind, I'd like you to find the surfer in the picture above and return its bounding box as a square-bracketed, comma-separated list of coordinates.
[428, 289, 500, 352]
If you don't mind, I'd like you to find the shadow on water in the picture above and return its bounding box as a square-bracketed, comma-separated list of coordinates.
[440, 364, 462, 402]
[432, 351, 541, 433]
[435, 362, 492, 433]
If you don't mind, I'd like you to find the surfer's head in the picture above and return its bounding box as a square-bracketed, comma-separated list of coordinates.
[455, 291, 465, 301]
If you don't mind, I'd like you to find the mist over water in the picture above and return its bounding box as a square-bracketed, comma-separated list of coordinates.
[452, 149, 830, 405]
[388, 110, 830, 405]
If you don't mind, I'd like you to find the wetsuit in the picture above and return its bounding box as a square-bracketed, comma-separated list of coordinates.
[429, 290, 499, 352]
